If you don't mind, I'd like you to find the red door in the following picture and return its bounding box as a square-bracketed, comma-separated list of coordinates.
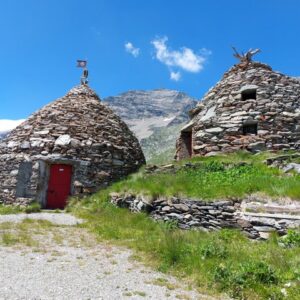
[46, 164, 72, 209]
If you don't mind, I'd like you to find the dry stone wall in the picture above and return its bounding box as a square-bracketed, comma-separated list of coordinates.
[176, 62, 300, 159]
[110, 193, 300, 240]
[0, 85, 145, 206]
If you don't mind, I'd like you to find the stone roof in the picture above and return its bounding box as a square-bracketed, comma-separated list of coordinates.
[2, 84, 144, 158]
[176, 60, 300, 159]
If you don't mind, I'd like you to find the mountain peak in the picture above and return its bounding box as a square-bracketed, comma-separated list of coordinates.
[104, 89, 197, 121]
[104, 89, 197, 162]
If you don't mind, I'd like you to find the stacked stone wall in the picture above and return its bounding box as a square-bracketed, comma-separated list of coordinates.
[176, 62, 300, 159]
[111, 194, 300, 240]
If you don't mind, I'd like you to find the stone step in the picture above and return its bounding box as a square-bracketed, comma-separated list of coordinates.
[242, 202, 300, 215]
[243, 212, 300, 221]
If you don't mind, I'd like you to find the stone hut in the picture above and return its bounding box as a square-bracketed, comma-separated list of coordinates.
[175, 51, 300, 160]
[0, 84, 145, 208]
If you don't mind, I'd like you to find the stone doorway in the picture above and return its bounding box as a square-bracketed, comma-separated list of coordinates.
[181, 131, 193, 157]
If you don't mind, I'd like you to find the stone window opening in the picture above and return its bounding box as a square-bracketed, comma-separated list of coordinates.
[181, 130, 193, 157]
[241, 88, 256, 101]
[242, 122, 258, 135]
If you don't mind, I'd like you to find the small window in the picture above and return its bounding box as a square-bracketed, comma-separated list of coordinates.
[241, 89, 256, 101]
[242, 123, 257, 135]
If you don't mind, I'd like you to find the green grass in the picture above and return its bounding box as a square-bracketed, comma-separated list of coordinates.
[141, 123, 183, 163]
[0, 204, 23, 215]
[70, 196, 300, 299]
[24, 202, 41, 213]
[0, 219, 63, 248]
[147, 147, 176, 165]
[103, 152, 300, 201]
[0, 202, 41, 215]
[68, 151, 300, 299]
[0, 219, 53, 247]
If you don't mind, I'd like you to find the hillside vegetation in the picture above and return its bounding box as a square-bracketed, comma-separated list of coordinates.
[106, 151, 300, 201]
[141, 123, 183, 164]
[70, 151, 300, 299]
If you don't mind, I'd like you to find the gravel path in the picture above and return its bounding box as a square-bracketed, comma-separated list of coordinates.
[0, 212, 83, 226]
[0, 213, 215, 300]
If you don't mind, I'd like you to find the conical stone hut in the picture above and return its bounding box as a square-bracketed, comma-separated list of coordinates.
[175, 51, 300, 160]
[0, 84, 145, 208]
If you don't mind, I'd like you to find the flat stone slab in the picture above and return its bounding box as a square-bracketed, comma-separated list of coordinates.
[243, 212, 300, 221]
[253, 226, 276, 232]
[0, 213, 83, 226]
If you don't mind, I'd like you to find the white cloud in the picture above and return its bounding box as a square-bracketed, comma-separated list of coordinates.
[0, 119, 25, 133]
[151, 36, 210, 73]
[125, 42, 140, 57]
[170, 71, 181, 81]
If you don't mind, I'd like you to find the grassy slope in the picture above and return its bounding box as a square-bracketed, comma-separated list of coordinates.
[141, 123, 183, 164]
[70, 151, 300, 299]
[107, 151, 300, 201]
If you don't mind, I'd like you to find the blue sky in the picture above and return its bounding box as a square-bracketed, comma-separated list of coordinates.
[0, 0, 300, 123]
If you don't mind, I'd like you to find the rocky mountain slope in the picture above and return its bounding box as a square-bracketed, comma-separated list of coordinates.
[104, 89, 197, 162]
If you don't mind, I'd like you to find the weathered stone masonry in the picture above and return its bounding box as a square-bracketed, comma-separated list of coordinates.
[111, 194, 300, 240]
[176, 60, 300, 160]
[0, 85, 145, 207]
